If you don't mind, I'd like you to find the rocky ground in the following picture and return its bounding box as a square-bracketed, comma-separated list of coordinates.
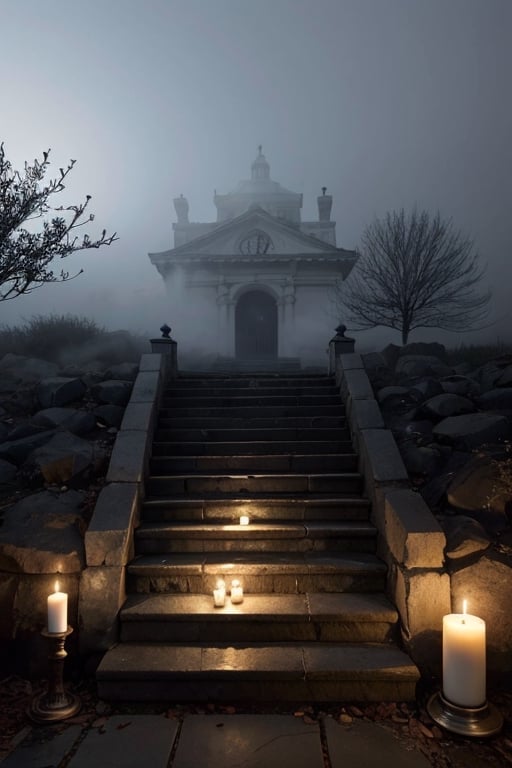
[0, 674, 511, 767]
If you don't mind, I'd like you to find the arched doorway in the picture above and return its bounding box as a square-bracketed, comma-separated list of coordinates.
[235, 290, 278, 359]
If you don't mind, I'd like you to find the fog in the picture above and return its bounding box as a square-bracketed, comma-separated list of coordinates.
[1, 0, 511, 352]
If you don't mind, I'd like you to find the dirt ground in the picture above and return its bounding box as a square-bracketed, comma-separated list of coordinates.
[0, 674, 511, 767]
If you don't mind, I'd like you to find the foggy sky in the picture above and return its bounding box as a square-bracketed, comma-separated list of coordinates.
[1, 0, 511, 348]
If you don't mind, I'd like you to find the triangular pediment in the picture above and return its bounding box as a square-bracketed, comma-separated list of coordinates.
[150, 207, 355, 264]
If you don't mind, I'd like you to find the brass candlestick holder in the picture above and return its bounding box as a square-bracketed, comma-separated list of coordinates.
[427, 691, 503, 737]
[28, 627, 81, 723]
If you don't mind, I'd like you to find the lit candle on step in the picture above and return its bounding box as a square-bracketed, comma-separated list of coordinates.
[230, 579, 243, 604]
[443, 599, 486, 707]
[213, 579, 226, 608]
[239, 515, 250, 526]
[48, 580, 68, 633]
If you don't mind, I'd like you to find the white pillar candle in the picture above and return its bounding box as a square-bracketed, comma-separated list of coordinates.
[443, 601, 486, 707]
[230, 579, 243, 604]
[48, 580, 68, 633]
[239, 515, 250, 526]
[213, 579, 226, 608]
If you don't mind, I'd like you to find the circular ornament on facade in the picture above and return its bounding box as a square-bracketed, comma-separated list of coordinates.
[238, 230, 274, 256]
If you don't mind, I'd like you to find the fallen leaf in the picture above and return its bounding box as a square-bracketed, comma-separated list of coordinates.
[338, 714, 353, 725]
[116, 722, 132, 730]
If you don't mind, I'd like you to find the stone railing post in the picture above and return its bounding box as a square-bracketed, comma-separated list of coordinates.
[328, 324, 355, 375]
[150, 323, 178, 381]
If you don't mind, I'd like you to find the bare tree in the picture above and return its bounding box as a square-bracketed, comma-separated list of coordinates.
[0, 143, 117, 301]
[333, 208, 490, 344]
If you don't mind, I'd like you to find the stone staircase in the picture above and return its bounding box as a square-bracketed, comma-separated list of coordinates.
[97, 373, 419, 702]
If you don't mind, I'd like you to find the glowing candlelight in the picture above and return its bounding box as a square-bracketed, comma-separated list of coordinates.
[47, 580, 68, 633]
[443, 599, 486, 707]
[239, 515, 250, 526]
[230, 579, 243, 604]
[213, 579, 226, 608]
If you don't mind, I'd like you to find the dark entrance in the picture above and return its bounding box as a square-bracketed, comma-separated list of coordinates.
[235, 290, 278, 359]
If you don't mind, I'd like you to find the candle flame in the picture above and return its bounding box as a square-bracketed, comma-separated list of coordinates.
[54, 580, 60, 593]
[462, 599, 468, 615]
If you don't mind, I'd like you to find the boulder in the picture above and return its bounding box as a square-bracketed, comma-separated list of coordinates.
[399, 342, 447, 361]
[403, 420, 434, 439]
[497, 364, 512, 387]
[0, 430, 56, 465]
[0, 354, 59, 382]
[28, 431, 94, 484]
[376, 385, 411, 404]
[32, 407, 96, 436]
[421, 393, 475, 420]
[37, 377, 86, 408]
[91, 379, 133, 406]
[475, 356, 512, 392]
[380, 343, 401, 370]
[0, 489, 86, 573]
[478, 388, 512, 412]
[6, 423, 49, 442]
[410, 377, 444, 400]
[395, 355, 452, 378]
[447, 453, 510, 532]
[400, 440, 441, 476]
[93, 404, 125, 428]
[433, 412, 510, 450]
[439, 375, 480, 397]
[0, 459, 17, 484]
[105, 362, 139, 381]
[451, 554, 512, 670]
[441, 515, 491, 560]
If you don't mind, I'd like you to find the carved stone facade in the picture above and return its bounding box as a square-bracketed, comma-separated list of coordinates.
[149, 148, 357, 367]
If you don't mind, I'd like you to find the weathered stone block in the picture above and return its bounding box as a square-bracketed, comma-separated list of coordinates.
[341, 370, 374, 401]
[451, 554, 512, 671]
[129, 371, 161, 403]
[85, 483, 140, 567]
[120, 401, 156, 433]
[139, 353, 162, 373]
[78, 566, 125, 654]
[384, 489, 446, 568]
[390, 568, 450, 673]
[106, 430, 150, 483]
[359, 430, 408, 509]
[348, 398, 385, 433]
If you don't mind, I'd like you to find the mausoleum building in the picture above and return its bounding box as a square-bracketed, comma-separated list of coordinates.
[149, 148, 357, 368]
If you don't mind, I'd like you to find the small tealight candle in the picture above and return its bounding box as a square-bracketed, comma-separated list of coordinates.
[230, 579, 244, 604]
[443, 599, 486, 707]
[213, 579, 226, 608]
[48, 580, 68, 633]
[239, 515, 250, 526]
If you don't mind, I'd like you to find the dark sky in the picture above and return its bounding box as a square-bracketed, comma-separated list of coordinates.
[1, 0, 511, 345]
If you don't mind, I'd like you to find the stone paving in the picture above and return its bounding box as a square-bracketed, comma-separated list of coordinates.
[1, 713, 432, 768]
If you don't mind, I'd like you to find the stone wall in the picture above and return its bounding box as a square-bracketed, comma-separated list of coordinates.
[336, 353, 450, 674]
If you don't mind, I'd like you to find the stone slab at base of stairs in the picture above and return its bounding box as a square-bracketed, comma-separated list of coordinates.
[96, 642, 419, 702]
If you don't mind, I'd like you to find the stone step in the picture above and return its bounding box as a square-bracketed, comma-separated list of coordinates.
[96, 642, 420, 702]
[142, 496, 371, 522]
[160, 404, 345, 418]
[166, 386, 339, 398]
[127, 551, 387, 594]
[168, 376, 334, 389]
[158, 394, 342, 408]
[149, 453, 358, 475]
[157, 415, 347, 430]
[134, 520, 377, 554]
[154, 427, 351, 443]
[152, 440, 354, 456]
[119, 592, 399, 644]
[145, 472, 363, 497]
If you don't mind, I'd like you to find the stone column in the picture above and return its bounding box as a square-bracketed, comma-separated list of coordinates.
[280, 278, 296, 357]
[328, 324, 355, 375]
[150, 324, 178, 380]
[216, 281, 231, 357]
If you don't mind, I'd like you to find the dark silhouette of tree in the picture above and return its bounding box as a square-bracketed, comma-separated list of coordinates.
[0, 143, 117, 301]
[334, 208, 490, 344]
